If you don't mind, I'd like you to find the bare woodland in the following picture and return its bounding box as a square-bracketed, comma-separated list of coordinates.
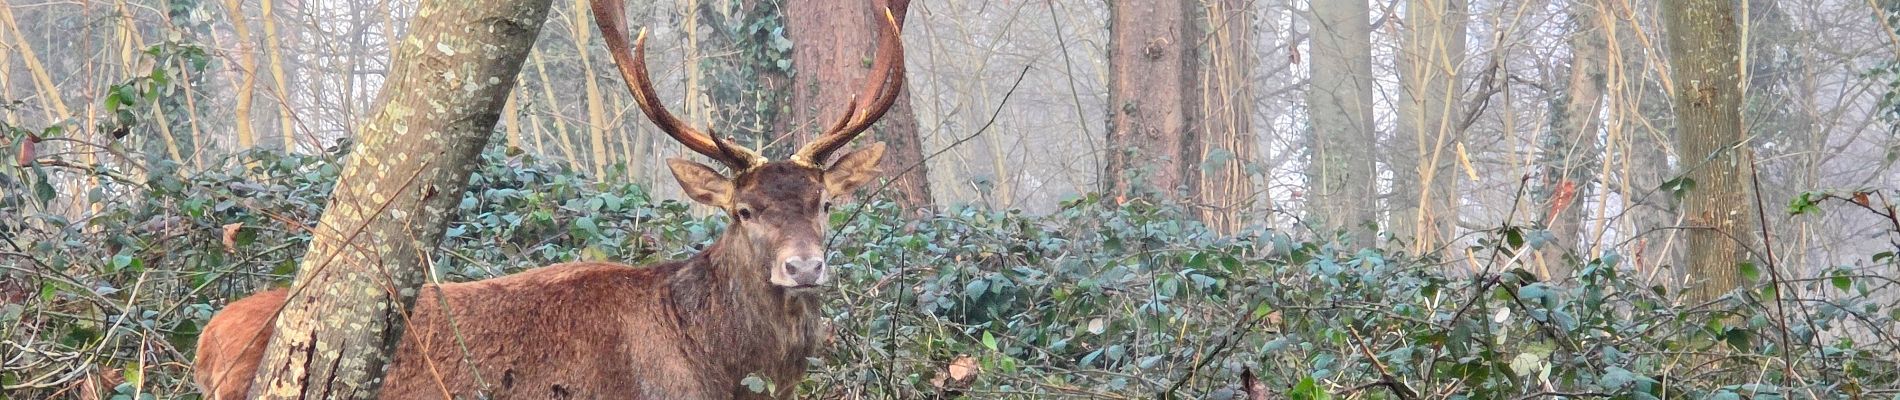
[5, 0, 1900, 397]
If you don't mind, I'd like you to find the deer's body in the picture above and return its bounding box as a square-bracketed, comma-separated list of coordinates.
[194, 0, 906, 397]
[195, 249, 825, 399]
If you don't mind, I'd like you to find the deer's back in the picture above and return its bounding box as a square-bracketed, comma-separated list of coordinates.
[193, 261, 717, 399]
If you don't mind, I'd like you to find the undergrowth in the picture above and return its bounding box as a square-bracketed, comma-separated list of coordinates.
[1, 145, 1896, 399]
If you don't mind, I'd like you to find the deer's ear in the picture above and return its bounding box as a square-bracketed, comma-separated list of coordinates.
[824, 142, 886, 195]
[668, 158, 733, 206]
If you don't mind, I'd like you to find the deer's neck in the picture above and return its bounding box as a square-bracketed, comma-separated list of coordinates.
[666, 231, 825, 389]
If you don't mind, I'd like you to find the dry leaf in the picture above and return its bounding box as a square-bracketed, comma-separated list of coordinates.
[1458, 142, 1479, 182]
[222, 223, 243, 254]
[1854, 191, 1871, 207]
[17, 136, 34, 167]
[1241, 366, 1268, 400]
[947, 355, 979, 382]
[932, 354, 980, 391]
[1087, 317, 1107, 335]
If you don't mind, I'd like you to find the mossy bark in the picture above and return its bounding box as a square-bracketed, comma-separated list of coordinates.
[1537, 0, 1608, 281]
[244, 0, 553, 398]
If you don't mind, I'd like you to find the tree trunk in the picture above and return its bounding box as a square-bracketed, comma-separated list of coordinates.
[223, 0, 259, 150]
[1306, 0, 1377, 245]
[262, 0, 296, 150]
[1659, 0, 1756, 302]
[1188, 0, 1254, 235]
[1393, 0, 1467, 252]
[244, 0, 552, 398]
[1536, 0, 1607, 281]
[784, 0, 932, 211]
[690, 0, 788, 164]
[1104, 0, 1198, 203]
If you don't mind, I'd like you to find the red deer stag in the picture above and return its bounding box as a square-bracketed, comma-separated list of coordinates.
[191, 0, 906, 397]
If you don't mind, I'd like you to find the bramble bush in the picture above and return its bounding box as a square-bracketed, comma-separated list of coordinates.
[2, 143, 1896, 399]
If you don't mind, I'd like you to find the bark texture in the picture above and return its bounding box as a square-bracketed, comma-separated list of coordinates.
[784, 0, 932, 211]
[244, 0, 553, 398]
[1306, 0, 1377, 244]
[1104, 0, 1198, 203]
[1659, 0, 1757, 301]
[1188, 0, 1255, 235]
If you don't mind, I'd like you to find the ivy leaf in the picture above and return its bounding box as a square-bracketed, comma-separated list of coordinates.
[1289, 376, 1332, 400]
[572, 217, 601, 240]
[1659, 176, 1696, 200]
[1600, 366, 1638, 389]
[740, 375, 766, 393]
[111, 254, 133, 272]
[34, 175, 56, 204]
[1830, 269, 1853, 292]
[770, 35, 793, 52]
[1787, 192, 1821, 215]
[964, 279, 989, 300]
[982, 331, 998, 352]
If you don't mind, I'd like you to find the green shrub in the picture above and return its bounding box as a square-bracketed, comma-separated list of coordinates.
[2, 145, 1895, 399]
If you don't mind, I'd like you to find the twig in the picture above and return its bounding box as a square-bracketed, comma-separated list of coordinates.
[829, 64, 1033, 246]
[1344, 326, 1419, 400]
[1746, 151, 1801, 381]
[1511, 391, 1613, 400]
[1159, 295, 1272, 399]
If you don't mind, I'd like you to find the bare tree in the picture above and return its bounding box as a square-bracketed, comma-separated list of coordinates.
[1103, 0, 1198, 203]
[1394, 0, 1468, 252]
[1306, 0, 1377, 244]
[1659, 0, 1757, 302]
[244, 0, 553, 397]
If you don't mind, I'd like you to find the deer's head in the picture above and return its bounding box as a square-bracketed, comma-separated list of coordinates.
[593, 0, 905, 289]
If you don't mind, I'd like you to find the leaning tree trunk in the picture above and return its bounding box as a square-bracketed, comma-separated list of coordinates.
[1306, 0, 1377, 245]
[1393, 0, 1467, 253]
[245, 0, 553, 398]
[1103, 0, 1198, 203]
[1659, 0, 1756, 302]
[785, 0, 933, 211]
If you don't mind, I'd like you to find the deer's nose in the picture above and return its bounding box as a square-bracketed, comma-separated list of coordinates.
[783, 257, 827, 286]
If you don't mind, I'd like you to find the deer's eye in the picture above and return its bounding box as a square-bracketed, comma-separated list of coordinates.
[823, 201, 833, 212]
[736, 206, 754, 221]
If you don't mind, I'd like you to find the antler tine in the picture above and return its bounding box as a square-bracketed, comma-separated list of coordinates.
[791, 4, 907, 166]
[822, 96, 862, 139]
[592, 0, 765, 170]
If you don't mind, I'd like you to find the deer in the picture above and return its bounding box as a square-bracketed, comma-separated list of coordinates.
[190, 0, 907, 397]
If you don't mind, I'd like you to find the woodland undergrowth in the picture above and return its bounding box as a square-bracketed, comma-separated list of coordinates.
[1, 144, 1896, 399]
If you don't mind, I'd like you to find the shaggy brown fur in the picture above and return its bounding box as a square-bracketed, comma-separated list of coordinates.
[194, 150, 884, 399]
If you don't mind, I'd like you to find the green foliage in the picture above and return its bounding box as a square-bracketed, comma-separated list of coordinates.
[1658, 175, 1696, 200]
[696, 0, 794, 155]
[2, 146, 1897, 398]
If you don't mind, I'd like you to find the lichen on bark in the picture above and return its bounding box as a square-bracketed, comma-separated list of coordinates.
[244, 0, 555, 398]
